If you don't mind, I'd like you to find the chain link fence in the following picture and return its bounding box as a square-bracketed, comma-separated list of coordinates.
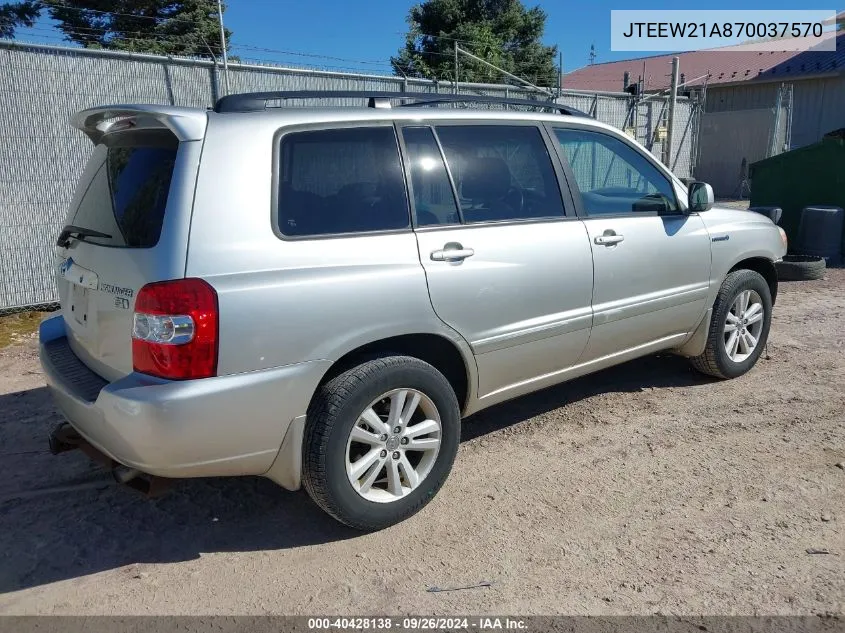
[0, 40, 698, 313]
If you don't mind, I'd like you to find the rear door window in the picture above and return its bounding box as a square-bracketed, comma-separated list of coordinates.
[277, 126, 410, 237]
[67, 130, 178, 248]
[434, 125, 565, 223]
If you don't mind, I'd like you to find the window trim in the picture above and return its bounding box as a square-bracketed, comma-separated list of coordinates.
[544, 122, 683, 220]
[270, 121, 413, 241]
[397, 119, 575, 231]
[394, 123, 464, 229]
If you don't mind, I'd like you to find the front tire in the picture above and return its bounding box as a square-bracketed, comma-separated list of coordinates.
[690, 269, 772, 379]
[302, 355, 460, 531]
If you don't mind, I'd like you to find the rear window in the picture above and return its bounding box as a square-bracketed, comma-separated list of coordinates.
[66, 131, 178, 248]
[277, 126, 410, 237]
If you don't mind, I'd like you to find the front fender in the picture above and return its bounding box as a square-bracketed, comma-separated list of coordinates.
[701, 208, 786, 304]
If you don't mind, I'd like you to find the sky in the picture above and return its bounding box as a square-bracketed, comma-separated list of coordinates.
[13, 0, 839, 79]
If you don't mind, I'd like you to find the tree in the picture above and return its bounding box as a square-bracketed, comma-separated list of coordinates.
[0, 2, 38, 39]
[392, 0, 558, 88]
[0, 0, 230, 59]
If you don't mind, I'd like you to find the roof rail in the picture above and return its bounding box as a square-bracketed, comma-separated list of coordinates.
[395, 94, 591, 117]
[212, 90, 591, 117]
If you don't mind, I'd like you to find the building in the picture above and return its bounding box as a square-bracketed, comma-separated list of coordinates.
[561, 23, 845, 196]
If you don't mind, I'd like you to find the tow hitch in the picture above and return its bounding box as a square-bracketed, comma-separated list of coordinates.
[48, 422, 172, 497]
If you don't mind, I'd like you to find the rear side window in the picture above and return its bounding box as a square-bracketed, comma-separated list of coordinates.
[435, 125, 565, 223]
[67, 131, 177, 248]
[278, 127, 410, 237]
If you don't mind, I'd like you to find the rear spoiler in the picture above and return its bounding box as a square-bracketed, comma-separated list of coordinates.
[71, 105, 208, 144]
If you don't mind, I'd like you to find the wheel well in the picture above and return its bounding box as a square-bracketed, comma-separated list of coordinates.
[729, 257, 778, 304]
[319, 334, 471, 411]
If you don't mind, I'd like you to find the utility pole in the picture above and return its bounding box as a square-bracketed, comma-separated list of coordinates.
[558, 50, 563, 97]
[217, 0, 230, 96]
[454, 41, 459, 94]
[665, 56, 679, 168]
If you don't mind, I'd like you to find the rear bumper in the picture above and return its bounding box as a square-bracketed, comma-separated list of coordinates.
[39, 314, 329, 482]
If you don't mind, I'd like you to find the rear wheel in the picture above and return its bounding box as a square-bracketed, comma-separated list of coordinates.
[690, 269, 772, 379]
[302, 355, 460, 531]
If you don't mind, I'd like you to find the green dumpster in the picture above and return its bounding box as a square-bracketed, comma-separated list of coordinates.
[749, 129, 845, 256]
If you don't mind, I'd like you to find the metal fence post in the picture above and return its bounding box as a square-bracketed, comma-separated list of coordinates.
[210, 62, 220, 104]
[665, 56, 680, 167]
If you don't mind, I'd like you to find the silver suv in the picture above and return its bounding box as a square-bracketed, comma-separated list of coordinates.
[40, 92, 787, 530]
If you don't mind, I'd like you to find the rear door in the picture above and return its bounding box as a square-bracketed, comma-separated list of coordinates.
[401, 122, 594, 403]
[56, 116, 204, 381]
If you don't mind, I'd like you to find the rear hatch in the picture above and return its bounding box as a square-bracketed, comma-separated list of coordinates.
[56, 106, 207, 381]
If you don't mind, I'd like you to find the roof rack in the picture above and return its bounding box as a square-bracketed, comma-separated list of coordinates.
[212, 90, 591, 117]
[394, 94, 591, 117]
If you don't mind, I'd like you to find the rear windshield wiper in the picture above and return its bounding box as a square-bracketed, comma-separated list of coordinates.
[57, 225, 112, 247]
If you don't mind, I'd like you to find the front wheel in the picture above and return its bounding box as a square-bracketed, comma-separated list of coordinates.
[690, 269, 773, 379]
[302, 355, 460, 531]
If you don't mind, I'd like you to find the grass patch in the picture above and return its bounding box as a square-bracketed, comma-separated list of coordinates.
[0, 311, 52, 349]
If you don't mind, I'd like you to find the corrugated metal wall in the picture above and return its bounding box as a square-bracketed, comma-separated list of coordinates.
[696, 108, 778, 197]
[0, 40, 697, 312]
[705, 83, 780, 112]
[705, 76, 845, 150]
[789, 76, 845, 149]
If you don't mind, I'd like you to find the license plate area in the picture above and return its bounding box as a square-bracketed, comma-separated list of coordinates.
[70, 283, 89, 328]
[60, 257, 98, 332]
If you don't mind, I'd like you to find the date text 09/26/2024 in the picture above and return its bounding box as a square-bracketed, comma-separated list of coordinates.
[307, 617, 527, 630]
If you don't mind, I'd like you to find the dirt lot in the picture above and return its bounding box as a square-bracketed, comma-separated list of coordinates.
[0, 271, 843, 616]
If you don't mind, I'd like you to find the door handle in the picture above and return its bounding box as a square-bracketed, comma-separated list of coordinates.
[594, 231, 624, 246]
[430, 242, 475, 262]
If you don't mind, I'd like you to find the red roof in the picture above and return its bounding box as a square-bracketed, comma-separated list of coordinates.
[561, 33, 845, 93]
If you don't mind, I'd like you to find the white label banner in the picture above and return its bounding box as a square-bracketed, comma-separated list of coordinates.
[610, 10, 837, 52]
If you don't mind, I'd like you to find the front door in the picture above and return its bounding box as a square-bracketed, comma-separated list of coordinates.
[400, 123, 594, 404]
[550, 125, 712, 362]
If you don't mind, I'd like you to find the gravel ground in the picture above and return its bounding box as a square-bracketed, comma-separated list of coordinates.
[715, 199, 751, 210]
[0, 271, 843, 616]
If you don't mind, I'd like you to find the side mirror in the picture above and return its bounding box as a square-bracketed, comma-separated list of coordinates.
[688, 181, 714, 213]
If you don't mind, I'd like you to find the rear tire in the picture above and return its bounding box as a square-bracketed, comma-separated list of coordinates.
[690, 269, 772, 379]
[302, 355, 460, 531]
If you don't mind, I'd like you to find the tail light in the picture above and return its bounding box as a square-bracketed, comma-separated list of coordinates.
[132, 278, 218, 380]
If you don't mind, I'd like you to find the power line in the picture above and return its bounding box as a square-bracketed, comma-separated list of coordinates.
[232, 44, 393, 67]
[40, 2, 202, 26]
[15, 30, 555, 82]
[19, 25, 222, 58]
[34, 4, 557, 69]
[397, 31, 497, 48]
[24, 24, 221, 47]
[232, 57, 400, 76]
[398, 30, 558, 52]
[21, 25, 400, 70]
[15, 7, 556, 83]
[12, 31, 216, 58]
